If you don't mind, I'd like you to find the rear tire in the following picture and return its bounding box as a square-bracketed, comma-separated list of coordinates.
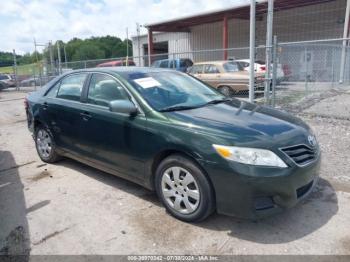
[155, 154, 215, 222]
[35, 126, 61, 163]
[218, 86, 232, 97]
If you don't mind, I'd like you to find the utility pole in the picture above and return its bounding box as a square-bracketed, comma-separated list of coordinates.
[136, 23, 141, 66]
[63, 44, 68, 68]
[339, 0, 350, 84]
[265, 0, 274, 104]
[57, 41, 62, 74]
[12, 49, 19, 90]
[249, 0, 256, 103]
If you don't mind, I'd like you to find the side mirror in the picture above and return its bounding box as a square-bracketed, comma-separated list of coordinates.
[109, 100, 138, 115]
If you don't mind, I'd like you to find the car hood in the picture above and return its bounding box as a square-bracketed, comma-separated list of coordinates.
[164, 99, 312, 148]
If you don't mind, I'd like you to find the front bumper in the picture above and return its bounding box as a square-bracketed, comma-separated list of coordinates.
[200, 154, 321, 219]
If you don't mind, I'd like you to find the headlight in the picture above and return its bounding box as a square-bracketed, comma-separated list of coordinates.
[213, 144, 287, 168]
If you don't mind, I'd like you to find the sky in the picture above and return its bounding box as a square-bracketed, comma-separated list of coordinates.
[0, 0, 249, 54]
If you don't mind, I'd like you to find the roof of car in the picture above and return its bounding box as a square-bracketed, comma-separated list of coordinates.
[193, 61, 231, 65]
[64, 67, 177, 75]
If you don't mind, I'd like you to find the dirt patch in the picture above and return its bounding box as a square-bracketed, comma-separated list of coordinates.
[29, 169, 52, 182]
[341, 236, 350, 252]
[130, 208, 197, 252]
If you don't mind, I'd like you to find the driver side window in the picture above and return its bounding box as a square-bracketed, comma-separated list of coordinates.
[87, 74, 130, 107]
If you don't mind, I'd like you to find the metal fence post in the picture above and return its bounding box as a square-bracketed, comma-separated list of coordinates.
[173, 53, 176, 69]
[57, 41, 62, 75]
[304, 47, 309, 94]
[249, 0, 256, 103]
[331, 47, 335, 88]
[339, 0, 350, 83]
[265, 0, 274, 105]
[271, 36, 278, 107]
[12, 49, 19, 91]
[49, 41, 55, 75]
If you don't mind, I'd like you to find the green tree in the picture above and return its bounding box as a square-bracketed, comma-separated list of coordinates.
[71, 44, 105, 61]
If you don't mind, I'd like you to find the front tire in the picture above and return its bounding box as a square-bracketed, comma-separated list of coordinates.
[35, 126, 61, 163]
[155, 154, 215, 222]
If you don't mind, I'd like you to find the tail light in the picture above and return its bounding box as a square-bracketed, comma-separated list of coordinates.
[259, 66, 266, 71]
[24, 97, 29, 110]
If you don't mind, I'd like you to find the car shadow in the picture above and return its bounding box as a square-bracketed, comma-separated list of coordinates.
[57, 158, 161, 207]
[0, 151, 30, 261]
[196, 178, 338, 244]
[56, 158, 338, 244]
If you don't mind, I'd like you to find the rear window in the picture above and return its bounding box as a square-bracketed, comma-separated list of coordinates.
[223, 62, 242, 72]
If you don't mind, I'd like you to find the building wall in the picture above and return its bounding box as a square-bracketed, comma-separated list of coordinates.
[132, 32, 192, 66]
[132, 0, 347, 65]
[190, 0, 346, 61]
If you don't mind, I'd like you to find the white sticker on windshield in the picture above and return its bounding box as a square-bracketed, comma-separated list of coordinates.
[133, 77, 161, 89]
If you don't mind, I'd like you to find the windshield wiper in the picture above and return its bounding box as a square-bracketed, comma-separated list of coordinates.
[204, 98, 232, 105]
[159, 105, 200, 112]
[159, 98, 231, 112]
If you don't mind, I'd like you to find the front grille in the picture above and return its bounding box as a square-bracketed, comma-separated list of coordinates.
[281, 144, 316, 166]
[297, 181, 314, 198]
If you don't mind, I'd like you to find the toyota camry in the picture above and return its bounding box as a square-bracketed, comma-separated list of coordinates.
[25, 67, 320, 222]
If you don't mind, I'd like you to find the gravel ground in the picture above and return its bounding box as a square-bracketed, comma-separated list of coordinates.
[0, 88, 350, 255]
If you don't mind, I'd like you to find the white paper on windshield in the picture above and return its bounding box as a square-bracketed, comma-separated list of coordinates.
[134, 77, 161, 89]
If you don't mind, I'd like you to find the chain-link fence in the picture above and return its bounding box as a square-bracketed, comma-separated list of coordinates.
[2, 38, 349, 110]
[270, 39, 350, 108]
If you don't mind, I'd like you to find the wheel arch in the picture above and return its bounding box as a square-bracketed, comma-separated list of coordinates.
[33, 118, 44, 132]
[147, 149, 216, 201]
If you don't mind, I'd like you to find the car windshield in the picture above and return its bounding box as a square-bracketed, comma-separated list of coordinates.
[223, 62, 243, 72]
[122, 71, 226, 111]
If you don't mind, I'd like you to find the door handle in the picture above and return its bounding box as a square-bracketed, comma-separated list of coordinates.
[80, 111, 92, 121]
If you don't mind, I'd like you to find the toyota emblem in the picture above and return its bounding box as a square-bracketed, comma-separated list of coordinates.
[308, 135, 317, 147]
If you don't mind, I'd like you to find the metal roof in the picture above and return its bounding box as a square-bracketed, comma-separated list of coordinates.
[145, 0, 336, 32]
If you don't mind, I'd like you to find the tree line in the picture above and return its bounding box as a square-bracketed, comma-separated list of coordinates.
[0, 35, 132, 67]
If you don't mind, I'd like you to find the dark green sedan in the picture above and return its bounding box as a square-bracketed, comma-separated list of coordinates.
[25, 67, 320, 222]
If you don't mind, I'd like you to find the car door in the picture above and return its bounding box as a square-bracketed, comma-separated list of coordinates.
[201, 64, 221, 88]
[78, 73, 148, 180]
[42, 73, 88, 154]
